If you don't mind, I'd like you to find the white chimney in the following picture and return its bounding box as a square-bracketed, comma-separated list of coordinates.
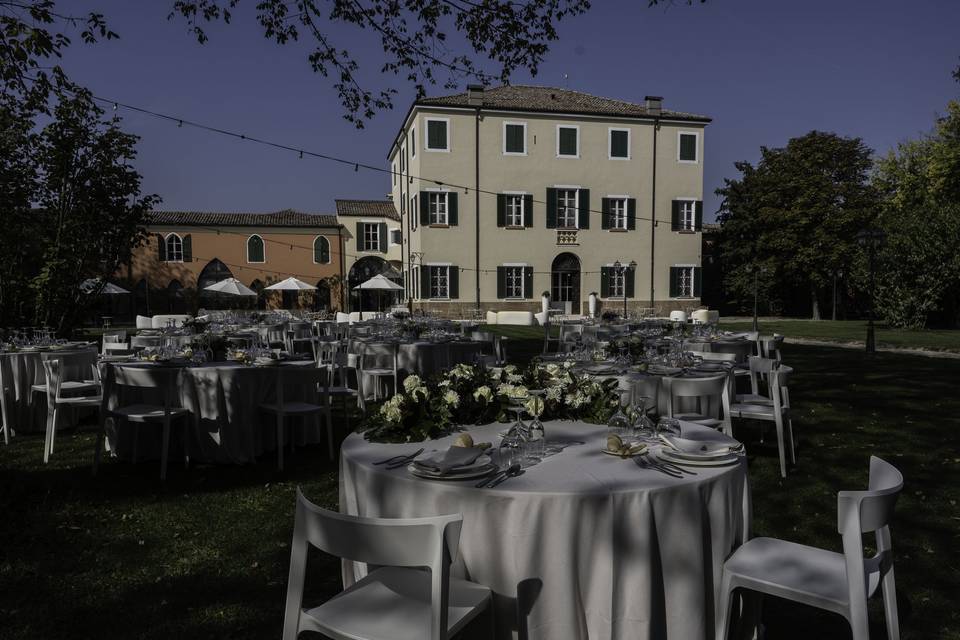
[645, 95, 663, 117]
[467, 84, 484, 106]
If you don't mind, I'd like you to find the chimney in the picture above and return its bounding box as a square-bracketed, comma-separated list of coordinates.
[467, 84, 484, 106]
[645, 95, 663, 117]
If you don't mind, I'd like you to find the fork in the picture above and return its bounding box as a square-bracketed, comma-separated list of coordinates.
[634, 455, 682, 478]
[374, 447, 424, 466]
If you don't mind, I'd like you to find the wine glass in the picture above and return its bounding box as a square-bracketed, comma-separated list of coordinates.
[606, 389, 633, 442]
[632, 395, 656, 442]
[524, 391, 546, 462]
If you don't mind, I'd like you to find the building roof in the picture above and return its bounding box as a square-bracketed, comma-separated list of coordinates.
[415, 85, 711, 122]
[148, 209, 339, 228]
[335, 199, 400, 221]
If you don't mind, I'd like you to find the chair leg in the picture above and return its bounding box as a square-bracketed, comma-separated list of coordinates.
[785, 412, 796, 465]
[49, 406, 59, 456]
[160, 418, 171, 481]
[715, 574, 735, 640]
[775, 414, 787, 479]
[882, 568, 901, 640]
[43, 408, 55, 464]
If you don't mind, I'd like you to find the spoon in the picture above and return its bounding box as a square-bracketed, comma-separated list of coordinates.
[487, 464, 522, 488]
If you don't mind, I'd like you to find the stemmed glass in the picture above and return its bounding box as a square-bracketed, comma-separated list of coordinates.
[606, 389, 633, 441]
[632, 395, 657, 442]
[524, 391, 546, 462]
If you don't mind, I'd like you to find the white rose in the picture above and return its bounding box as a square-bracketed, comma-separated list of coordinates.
[443, 390, 460, 407]
[403, 375, 422, 393]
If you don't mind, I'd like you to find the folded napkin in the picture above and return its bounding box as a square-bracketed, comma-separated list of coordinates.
[413, 447, 484, 474]
[661, 433, 743, 454]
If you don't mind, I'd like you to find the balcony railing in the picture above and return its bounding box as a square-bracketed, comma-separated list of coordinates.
[557, 230, 579, 245]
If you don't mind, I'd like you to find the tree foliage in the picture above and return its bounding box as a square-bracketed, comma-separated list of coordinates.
[715, 131, 878, 318]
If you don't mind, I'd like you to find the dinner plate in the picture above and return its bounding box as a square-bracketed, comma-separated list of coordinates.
[658, 449, 740, 467]
[408, 455, 495, 480]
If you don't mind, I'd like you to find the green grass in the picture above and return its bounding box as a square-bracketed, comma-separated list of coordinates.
[719, 319, 960, 353]
[1, 332, 959, 639]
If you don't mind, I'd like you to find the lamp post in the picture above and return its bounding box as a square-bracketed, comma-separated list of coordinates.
[612, 260, 637, 320]
[747, 264, 765, 333]
[409, 252, 424, 313]
[856, 229, 886, 354]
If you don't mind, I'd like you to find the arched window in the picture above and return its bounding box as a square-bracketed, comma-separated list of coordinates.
[246, 234, 265, 263]
[313, 236, 330, 264]
[165, 233, 183, 262]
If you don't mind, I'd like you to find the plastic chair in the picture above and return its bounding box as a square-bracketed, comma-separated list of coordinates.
[281, 489, 491, 640]
[97, 365, 189, 480]
[760, 335, 784, 362]
[729, 362, 795, 478]
[41, 359, 102, 464]
[663, 374, 732, 435]
[358, 343, 398, 402]
[669, 310, 688, 323]
[259, 365, 332, 470]
[101, 331, 129, 355]
[716, 456, 903, 640]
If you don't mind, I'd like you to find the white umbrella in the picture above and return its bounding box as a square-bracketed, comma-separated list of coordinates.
[80, 278, 129, 295]
[204, 277, 257, 296]
[265, 276, 317, 291]
[353, 274, 404, 313]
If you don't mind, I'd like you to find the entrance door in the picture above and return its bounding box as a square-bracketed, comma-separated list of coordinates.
[551, 253, 581, 313]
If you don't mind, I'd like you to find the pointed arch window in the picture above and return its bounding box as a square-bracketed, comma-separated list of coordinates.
[247, 234, 265, 263]
[313, 236, 330, 264]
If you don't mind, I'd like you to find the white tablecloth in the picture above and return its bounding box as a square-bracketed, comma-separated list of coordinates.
[349, 339, 482, 377]
[0, 347, 98, 432]
[340, 420, 751, 640]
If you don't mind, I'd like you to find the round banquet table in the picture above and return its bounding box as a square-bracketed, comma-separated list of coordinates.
[340, 420, 751, 640]
[101, 360, 326, 464]
[349, 339, 482, 377]
[130, 334, 194, 349]
[0, 346, 98, 433]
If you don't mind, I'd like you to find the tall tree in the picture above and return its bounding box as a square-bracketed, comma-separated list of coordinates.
[30, 91, 159, 334]
[716, 131, 878, 319]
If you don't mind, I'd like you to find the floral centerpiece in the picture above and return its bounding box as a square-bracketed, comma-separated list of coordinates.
[361, 361, 620, 443]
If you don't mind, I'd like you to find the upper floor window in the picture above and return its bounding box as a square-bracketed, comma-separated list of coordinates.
[400, 144, 405, 172]
[363, 223, 380, 251]
[678, 132, 699, 163]
[246, 235, 265, 263]
[557, 189, 578, 228]
[610, 198, 628, 230]
[428, 192, 448, 225]
[390, 228, 402, 245]
[410, 127, 416, 157]
[164, 233, 183, 262]
[506, 194, 524, 227]
[313, 236, 330, 264]
[609, 128, 630, 159]
[410, 195, 418, 231]
[425, 118, 449, 151]
[392, 162, 397, 185]
[503, 122, 526, 155]
[557, 125, 579, 158]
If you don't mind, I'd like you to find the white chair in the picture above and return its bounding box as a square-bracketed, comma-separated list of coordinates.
[760, 335, 784, 361]
[716, 456, 903, 640]
[663, 374, 732, 436]
[259, 365, 333, 470]
[97, 365, 189, 480]
[669, 310, 688, 323]
[41, 359, 103, 464]
[135, 315, 153, 330]
[729, 361, 795, 478]
[358, 343, 398, 402]
[282, 489, 492, 640]
[102, 331, 129, 355]
[691, 309, 711, 325]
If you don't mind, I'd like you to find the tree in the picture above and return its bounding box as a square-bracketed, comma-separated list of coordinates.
[30, 90, 159, 334]
[716, 131, 878, 319]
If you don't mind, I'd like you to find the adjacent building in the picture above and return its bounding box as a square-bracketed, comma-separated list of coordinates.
[335, 199, 403, 310]
[388, 84, 710, 315]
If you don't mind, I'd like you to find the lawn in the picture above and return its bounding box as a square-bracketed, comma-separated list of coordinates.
[719, 319, 960, 353]
[1, 331, 958, 639]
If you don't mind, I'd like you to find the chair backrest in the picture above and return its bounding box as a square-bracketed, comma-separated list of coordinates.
[282, 488, 464, 640]
[709, 340, 754, 363]
[113, 365, 180, 389]
[42, 359, 64, 401]
[665, 374, 727, 419]
[135, 315, 153, 329]
[697, 351, 737, 362]
[669, 310, 687, 323]
[761, 335, 784, 360]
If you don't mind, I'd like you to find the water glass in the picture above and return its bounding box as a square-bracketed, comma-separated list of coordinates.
[633, 395, 656, 441]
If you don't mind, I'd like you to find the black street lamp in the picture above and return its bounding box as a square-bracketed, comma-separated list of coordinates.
[856, 229, 886, 354]
[612, 260, 637, 320]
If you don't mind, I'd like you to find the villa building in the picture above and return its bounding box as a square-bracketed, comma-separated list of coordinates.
[388, 85, 710, 315]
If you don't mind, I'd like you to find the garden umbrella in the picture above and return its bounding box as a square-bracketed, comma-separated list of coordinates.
[80, 278, 129, 295]
[203, 278, 257, 296]
[353, 274, 404, 312]
[264, 276, 317, 291]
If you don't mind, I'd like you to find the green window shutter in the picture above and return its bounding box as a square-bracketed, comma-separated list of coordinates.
[669, 267, 680, 298]
[627, 199, 637, 231]
[421, 267, 430, 299]
[248, 236, 264, 262]
[523, 267, 533, 299]
[157, 234, 166, 261]
[693, 267, 702, 297]
[505, 124, 524, 153]
[671, 201, 680, 231]
[497, 267, 506, 299]
[694, 201, 703, 231]
[496, 194, 506, 227]
[558, 127, 577, 156]
[523, 194, 534, 228]
[378, 223, 388, 253]
[355, 221, 363, 249]
[447, 192, 458, 226]
[601, 198, 611, 230]
[182, 234, 192, 262]
[626, 266, 635, 298]
[427, 120, 447, 149]
[679, 133, 697, 161]
[419, 191, 429, 226]
[449, 267, 459, 299]
[578, 189, 590, 229]
[546, 188, 557, 228]
[600, 267, 610, 298]
[610, 130, 629, 158]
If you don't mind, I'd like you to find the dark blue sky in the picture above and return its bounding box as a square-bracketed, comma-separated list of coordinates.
[65, 1, 959, 220]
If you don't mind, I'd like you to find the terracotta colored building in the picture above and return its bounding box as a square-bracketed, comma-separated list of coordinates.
[122, 209, 345, 315]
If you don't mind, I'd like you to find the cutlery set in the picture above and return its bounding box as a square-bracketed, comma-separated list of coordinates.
[373, 448, 424, 469]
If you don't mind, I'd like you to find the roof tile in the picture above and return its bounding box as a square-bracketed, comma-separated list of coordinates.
[335, 199, 400, 221]
[148, 209, 339, 228]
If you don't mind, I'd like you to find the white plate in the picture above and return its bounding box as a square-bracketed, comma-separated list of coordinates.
[659, 449, 740, 467]
[408, 460, 495, 481]
[409, 454, 492, 474]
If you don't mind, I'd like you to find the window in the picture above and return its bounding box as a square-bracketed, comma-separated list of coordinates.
[410, 127, 416, 157]
[679, 200, 696, 231]
[425, 118, 449, 151]
[390, 229, 402, 245]
[557, 189, 578, 228]
[505, 266, 524, 298]
[505, 194, 524, 227]
[503, 122, 526, 155]
[609, 268, 625, 298]
[313, 236, 330, 264]
[430, 266, 449, 299]
[362, 223, 380, 251]
[678, 132, 698, 163]
[609, 128, 630, 159]
[164, 233, 183, 262]
[246, 235, 265, 263]
[392, 162, 397, 185]
[400, 144, 405, 173]
[428, 192, 448, 225]
[557, 125, 579, 157]
[410, 195, 417, 231]
[610, 198, 628, 230]
[673, 266, 697, 297]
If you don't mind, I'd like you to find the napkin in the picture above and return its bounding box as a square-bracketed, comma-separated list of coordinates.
[413, 447, 484, 473]
[661, 433, 743, 454]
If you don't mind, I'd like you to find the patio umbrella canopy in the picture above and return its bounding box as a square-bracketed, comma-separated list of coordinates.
[80, 278, 129, 295]
[353, 274, 404, 312]
[203, 278, 257, 296]
[265, 276, 317, 291]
